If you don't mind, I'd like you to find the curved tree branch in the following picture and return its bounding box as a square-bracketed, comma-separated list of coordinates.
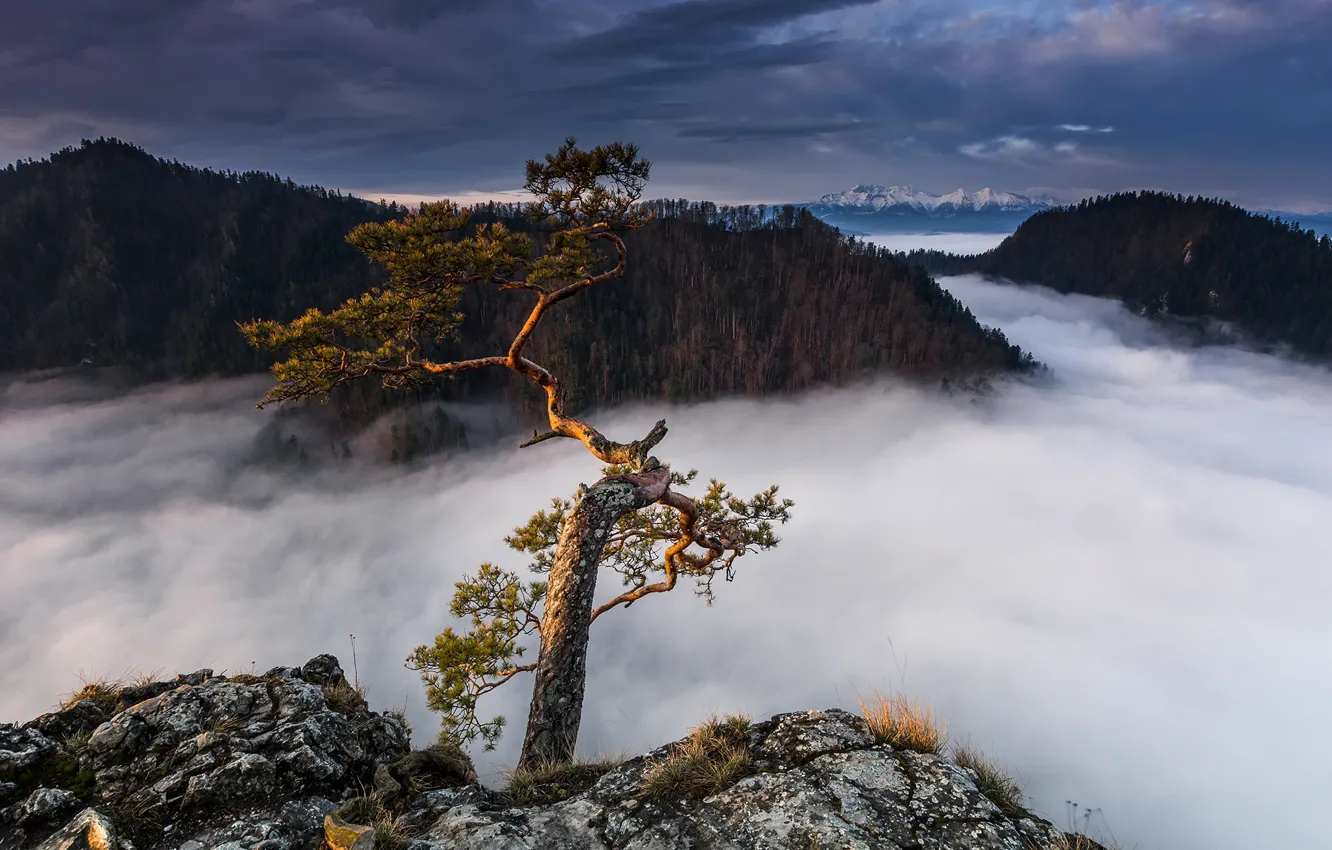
[589, 487, 729, 621]
[335, 230, 657, 466]
[474, 661, 538, 697]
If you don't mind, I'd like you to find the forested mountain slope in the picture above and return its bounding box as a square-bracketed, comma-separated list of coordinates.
[0, 139, 399, 376]
[0, 139, 1034, 425]
[906, 192, 1332, 356]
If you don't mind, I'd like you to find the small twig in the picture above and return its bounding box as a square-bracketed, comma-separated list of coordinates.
[520, 430, 568, 449]
[349, 633, 360, 689]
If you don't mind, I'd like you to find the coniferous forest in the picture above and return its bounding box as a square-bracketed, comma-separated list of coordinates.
[906, 192, 1332, 357]
[0, 139, 1034, 434]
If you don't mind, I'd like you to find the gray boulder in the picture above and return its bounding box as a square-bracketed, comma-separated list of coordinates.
[12, 789, 81, 827]
[31, 808, 119, 850]
[2, 657, 408, 850]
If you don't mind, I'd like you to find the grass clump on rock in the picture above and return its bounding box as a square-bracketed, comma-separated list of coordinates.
[323, 680, 370, 715]
[369, 801, 417, 850]
[640, 714, 753, 800]
[859, 693, 947, 755]
[952, 744, 1028, 818]
[60, 677, 126, 714]
[505, 755, 624, 806]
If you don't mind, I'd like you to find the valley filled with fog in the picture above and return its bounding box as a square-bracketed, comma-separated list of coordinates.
[3, 273, 1331, 850]
[854, 231, 1011, 255]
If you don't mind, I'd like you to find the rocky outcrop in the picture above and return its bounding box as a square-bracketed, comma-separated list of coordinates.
[1, 656, 410, 850]
[408, 709, 1090, 850]
[3, 659, 1104, 850]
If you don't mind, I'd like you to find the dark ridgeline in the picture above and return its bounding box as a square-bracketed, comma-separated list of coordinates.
[905, 191, 1332, 357]
[0, 138, 1034, 429]
[456, 199, 1035, 416]
[0, 138, 402, 377]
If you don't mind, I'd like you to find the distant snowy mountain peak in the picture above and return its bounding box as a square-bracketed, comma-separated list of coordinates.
[814, 184, 1055, 213]
[806, 183, 1059, 233]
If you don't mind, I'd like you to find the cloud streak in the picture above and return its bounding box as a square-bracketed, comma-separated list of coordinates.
[0, 0, 1328, 206]
[3, 276, 1331, 850]
[958, 134, 1122, 168]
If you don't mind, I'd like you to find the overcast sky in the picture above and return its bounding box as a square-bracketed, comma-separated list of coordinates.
[1, 0, 1329, 210]
[3, 275, 1330, 850]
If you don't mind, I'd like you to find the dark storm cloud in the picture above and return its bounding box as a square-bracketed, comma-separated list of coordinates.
[0, 0, 1329, 208]
[545, 36, 842, 99]
[676, 118, 870, 142]
[0, 0, 209, 53]
[552, 0, 881, 61]
[315, 0, 490, 31]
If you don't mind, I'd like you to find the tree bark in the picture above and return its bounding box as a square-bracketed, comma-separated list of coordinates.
[517, 466, 671, 769]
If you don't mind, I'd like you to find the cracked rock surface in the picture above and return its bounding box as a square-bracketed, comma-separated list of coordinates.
[412, 709, 1087, 850]
[1, 656, 407, 850]
[5, 661, 1103, 850]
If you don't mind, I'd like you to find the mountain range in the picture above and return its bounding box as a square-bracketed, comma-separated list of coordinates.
[0, 139, 1033, 449]
[805, 183, 1332, 238]
[1254, 209, 1332, 237]
[804, 184, 1057, 234]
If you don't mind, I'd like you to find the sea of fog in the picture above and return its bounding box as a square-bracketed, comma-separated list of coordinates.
[3, 274, 1331, 850]
[859, 231, 1011, 254]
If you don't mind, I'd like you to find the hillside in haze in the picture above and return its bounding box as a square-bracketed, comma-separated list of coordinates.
[0, 139, 1035, 430]
[906, 192, 1332, 357]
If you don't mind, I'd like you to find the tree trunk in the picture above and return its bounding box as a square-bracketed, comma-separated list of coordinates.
[517, 467, 671, 769]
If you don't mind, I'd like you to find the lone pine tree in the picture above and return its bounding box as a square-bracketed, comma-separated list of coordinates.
[242, 139, 793, 769]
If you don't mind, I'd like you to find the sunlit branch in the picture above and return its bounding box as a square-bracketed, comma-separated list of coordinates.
[589, 488, 731, 621]
[473, 662, 538, 698]
[339, 229, 657, 466]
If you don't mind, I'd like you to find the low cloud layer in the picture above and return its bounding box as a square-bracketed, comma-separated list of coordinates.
[3, 277, 1331, 849]
[862, 231, 1010, 254]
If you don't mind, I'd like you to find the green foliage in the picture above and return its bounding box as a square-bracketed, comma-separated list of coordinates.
[238, 202, 513, 406]
[241, 139, 653, 408]
[409, 470, 792, 751]
[524, 137, 652, 231]
[406, 563, 546, 750]
[507, 466, 794, 603]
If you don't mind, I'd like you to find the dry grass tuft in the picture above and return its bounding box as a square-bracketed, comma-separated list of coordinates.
[952, 744, 1027, 818]
[505, 754, 624, 806]
[60, 676, 126, 714]
[640, 714, 753, 800]
[64, 729, 93, 751]
[228, 672, 266, 685]
[207, 715, 245, 736]
[323, 680, 370, 715]
[859, 693, 947, 754]
[1047, 833, 1118, 850]
[60, 667, 166, 715]
[369, 799, 417, 849]
[126, 669, 163, 689]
